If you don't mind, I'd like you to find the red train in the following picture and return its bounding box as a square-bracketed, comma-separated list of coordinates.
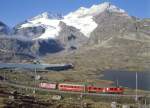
[39, 83, 124, 94]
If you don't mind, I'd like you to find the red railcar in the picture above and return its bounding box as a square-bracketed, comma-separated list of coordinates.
[39, 83, 57, 89]
[58, 83, 85, 92]
[87, 86, 124, 94]
[103, 87, 124, 94]
[87, 86, 104, 93]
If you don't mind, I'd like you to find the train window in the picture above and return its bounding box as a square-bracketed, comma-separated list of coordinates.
[110, 88, 113, 90]
[98, 88, 102, 90]
[120, 88, 123, 90]
[94, 87, 97, 90]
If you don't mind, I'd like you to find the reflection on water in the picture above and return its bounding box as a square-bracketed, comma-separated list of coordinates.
[101, 70, 150, 91]
[0, 63, 47, 70]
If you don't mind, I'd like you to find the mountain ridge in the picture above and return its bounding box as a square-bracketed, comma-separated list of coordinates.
[13, 2, 129, 40]
[0, 2, 150, 61]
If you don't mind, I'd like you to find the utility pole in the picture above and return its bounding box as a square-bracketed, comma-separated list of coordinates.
[3, 70, 6, 82]
[33, 61, 37, 94]
[115, 77, 119, 87]
[135, 72, 138, 102]
[144, 98, 147, 108]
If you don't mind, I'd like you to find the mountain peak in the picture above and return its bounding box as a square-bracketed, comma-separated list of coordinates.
[90, 2, 126, 14]
[30, 12, 49, 20]
[65, 2, 127, 18]
[29, 12, 63, 21]
[40, 12, 49, 18]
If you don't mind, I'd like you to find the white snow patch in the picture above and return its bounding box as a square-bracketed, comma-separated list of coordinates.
[63, 15, 97, 37]
[21, 17, 61, 39]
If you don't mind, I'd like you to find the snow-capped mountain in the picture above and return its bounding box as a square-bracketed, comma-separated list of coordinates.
[15, 2, 128, 40]
[1, 2, 150, 58]
[17, 15, 58, 39]
[63, 2, 128, 37]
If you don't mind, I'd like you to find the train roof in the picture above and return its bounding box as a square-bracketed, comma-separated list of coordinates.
[59, 83, 85, 86]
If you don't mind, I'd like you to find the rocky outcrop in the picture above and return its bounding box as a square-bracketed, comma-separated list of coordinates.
[13, 26, 45, 39]
[57, 21, 88, 50]
[0, 21, 9, 36]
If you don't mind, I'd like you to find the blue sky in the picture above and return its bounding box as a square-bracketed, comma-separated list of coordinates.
[0, 0, 149, 27]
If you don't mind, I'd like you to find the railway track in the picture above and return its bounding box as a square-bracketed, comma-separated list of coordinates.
[0, 81, 146, 99]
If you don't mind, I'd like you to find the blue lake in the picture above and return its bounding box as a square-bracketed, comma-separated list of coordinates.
[101, 70, 150, 91]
